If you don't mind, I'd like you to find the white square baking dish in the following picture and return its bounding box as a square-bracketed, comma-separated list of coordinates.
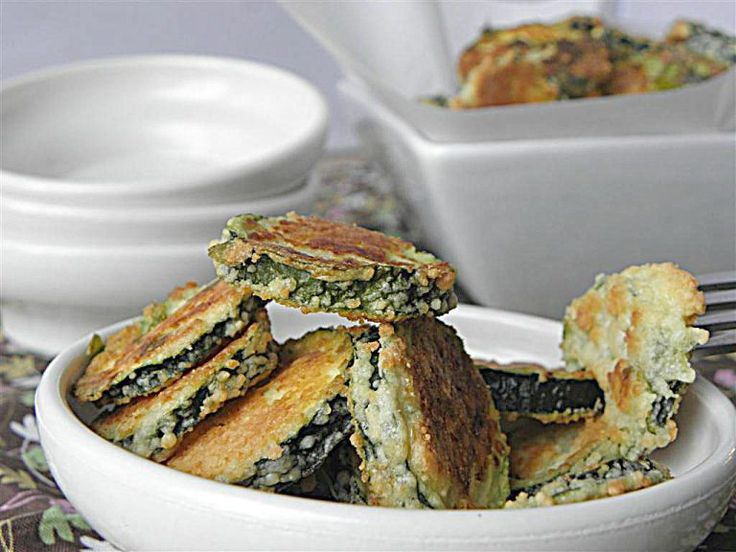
[339, 78, 736, 318]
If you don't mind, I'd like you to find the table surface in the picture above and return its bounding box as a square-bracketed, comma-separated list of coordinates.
[1, 156, 733, 551]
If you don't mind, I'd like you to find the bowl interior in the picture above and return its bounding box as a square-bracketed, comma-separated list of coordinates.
[62, 304, 725, 479]
[1, 56, 326, 186]
[37, 304, 736, 550]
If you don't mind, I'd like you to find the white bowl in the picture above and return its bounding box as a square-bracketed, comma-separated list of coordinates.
[1, 55, 327, 206]
[36, 304, 736, 551]
[1, 172, 318, 246]
[0, 240, 214, 356]
[339, 79, 736, 319]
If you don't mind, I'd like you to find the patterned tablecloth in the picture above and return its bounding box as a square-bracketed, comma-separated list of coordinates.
[0, 156, 733, 551]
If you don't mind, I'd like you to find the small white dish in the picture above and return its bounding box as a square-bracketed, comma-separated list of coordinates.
[1, 55, 327, 206]
[1, 173, 317, 246]
[36, 304, 736, 551]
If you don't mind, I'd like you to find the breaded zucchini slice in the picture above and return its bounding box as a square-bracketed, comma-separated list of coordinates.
[505, 457, 669, 509]
[93, 309, 277, 461]
[563, 263, 707, 452]
[453, 16, 613, 107]
[75, 281, 263, 406]
[666, 20, 736, 65]
[208, 212, 457, 322]
[80, 281, 202, 389]
[167, 328, 353, 489]
[508, 264, 706, 488]
[348, 318, 510, 509]
[476, 360, 603, 424]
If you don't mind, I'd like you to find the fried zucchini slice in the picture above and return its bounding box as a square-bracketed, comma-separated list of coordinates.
[505, 457, 670, 508]
[75, 281, 263, 406]
[92, 309, 278, 461]
[167, 328, 353, 490]
[79, 281, 202, 389]
[282, 440, 366, 504]
[476, 360, 603, 423]
[511, 264, 707, 488]
[453, 16, 613, 107]
[208, 212, 457, 322]
[348, 318, 509, 509]
[666, 20, 736, 65]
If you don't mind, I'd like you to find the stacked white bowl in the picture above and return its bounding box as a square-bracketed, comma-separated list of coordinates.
[1, 56, 328, 355]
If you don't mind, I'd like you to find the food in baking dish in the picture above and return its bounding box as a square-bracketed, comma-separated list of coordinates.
[667, 19, 736, 64]
[443, 16, 731, 108]
[208, 212, 457, 322]
[166, 328, 353, 489]
[347, 318, 509, 509]
[75, 281, 264, 406]
[93, 309, 277, 461]
[476, 360, 604, 424]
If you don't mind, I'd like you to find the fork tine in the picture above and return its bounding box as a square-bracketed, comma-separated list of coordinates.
[703, 289, 736, 312]
[692, 329, 736, 360]
[696, 309, 736, 332]
[698, 271, 736, 292]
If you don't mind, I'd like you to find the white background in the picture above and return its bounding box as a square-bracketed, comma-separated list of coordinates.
[2, 0, 735, 148]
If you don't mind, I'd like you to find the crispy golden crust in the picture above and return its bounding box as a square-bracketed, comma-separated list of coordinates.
[507, 417, 616, 489]
[92, 310, 276, 461]
[453, 17, 612, 108]
[74, 281, 250, 403]
[475, 360, 591, 382]
[209, 212, 455, 288]
[349, 318, 509, 509]
[166, 328, 352, 483]
[511, 263, 707, 487]
[394, 318, 507, 506]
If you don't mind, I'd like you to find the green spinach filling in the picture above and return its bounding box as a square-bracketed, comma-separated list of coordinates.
[103, 296, 262, 404]
[117, 342, 277, 458]
[241, 396, 352, 490]
[479, 368, 604, 417]
[218, 251, 456, 318]
[649, 380, 686, 428]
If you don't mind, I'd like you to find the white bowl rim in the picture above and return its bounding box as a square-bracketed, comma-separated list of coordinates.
[1, 172, 318, 222]
[36, 303, 736, 536]
[1, 54, 328, 197]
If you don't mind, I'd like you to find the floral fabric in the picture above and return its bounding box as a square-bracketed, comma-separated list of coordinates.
[0, 157, 733, 551]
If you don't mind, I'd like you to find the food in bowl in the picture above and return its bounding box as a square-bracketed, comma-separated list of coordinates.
[92, 310, 277, 461]
[347, 319, 509, 508]
[476, 361, 604, 424]
[506, 457, 670, 508]
[168, 328, 353, 489]
[72, 214, 707, 512]
[508, 263, 707, 488]
[208, 213, 457, 322]
[74, 280, 264, 406]
[432, 16, 732, 108]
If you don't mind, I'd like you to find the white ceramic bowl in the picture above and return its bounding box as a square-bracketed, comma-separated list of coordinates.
[339, 79, 736, 319]
[1, 55, 327, 206]
[1, 172, 318, 246]
[36, 304, 736, 551]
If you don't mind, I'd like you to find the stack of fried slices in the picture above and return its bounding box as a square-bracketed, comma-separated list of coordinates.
[75, 213, 706, 509]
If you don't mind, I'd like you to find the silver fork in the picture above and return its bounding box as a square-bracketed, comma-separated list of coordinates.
[692, 270, 736, 359]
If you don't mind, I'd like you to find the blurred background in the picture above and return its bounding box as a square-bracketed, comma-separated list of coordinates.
[2, 0, 735, 351]
[3, 0, 735, 148]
